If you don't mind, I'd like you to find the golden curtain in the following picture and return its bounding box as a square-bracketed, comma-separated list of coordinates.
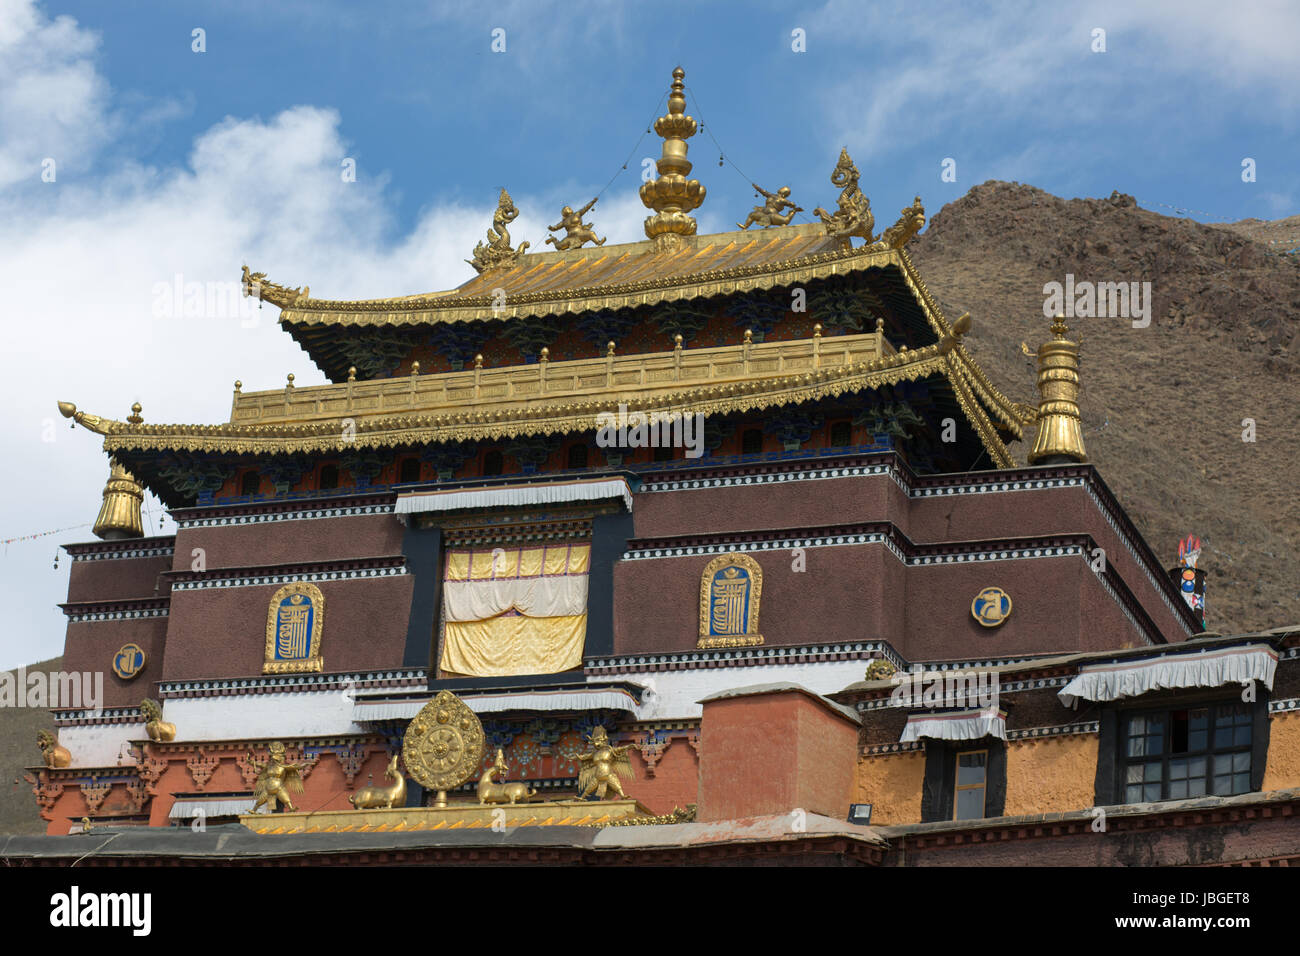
[440, 543, 590, 677]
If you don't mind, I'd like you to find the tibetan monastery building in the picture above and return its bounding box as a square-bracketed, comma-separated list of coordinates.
[26, 68, 1300, 865]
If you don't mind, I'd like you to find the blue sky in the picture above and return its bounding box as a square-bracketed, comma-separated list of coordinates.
[1, 0, 1297, 668]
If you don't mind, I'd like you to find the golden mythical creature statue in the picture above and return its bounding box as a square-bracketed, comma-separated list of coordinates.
[477, 748, 538, 805]
[575, 726, 636, 801]
[240, 265, 308, 307]
[349, 753, 406, 809]
[878, 196, 926, 248]
[545, 197, 606, 251]
[864, 659, 897, 681]
[468, 188, 531, 273]
[813, 148, 874, 243]
[737, 183, 803, 230]
[140, 698, 176, 742]
[247, 741, 305, 813]
[37, 730, 71, 769]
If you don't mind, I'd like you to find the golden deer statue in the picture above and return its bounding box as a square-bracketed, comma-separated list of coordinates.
[349, 753, 406, 810]
[477, 748, 537, 805]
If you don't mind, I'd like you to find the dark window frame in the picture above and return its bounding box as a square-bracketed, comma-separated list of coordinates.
[481, 450, 504, 477]
[740, 428, 763, 455]
[318, 464, 339, 490]
[239, 470, 261, 496]
[1094, 687, 1270, 806]
[829, 420, 853, 447]
[921, 737, 1006, 823]
[397, 457, 422, 484]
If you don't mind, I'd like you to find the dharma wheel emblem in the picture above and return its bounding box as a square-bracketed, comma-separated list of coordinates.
[971, 587, 1012, 628]
[401, 690, 485, 807]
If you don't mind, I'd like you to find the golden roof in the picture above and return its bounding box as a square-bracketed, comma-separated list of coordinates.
[60, 321, 1019, 465]
[253, 222, 859, 327]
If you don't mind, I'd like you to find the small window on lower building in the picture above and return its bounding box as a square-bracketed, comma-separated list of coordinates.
[567, 444, 588, 469]
[1121, 702, 1253, 803]
[398, 457, 421, 483]
[829, 420, 852, 447]
[954, 750, 988, 820]
[482, 450, 503, 477]
[239, 470, 261, 496]
[318, 464, 339, 490]
[740, 428, 763, 455]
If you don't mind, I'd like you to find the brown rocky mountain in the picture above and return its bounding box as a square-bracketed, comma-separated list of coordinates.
[910, 181, 1300, 633]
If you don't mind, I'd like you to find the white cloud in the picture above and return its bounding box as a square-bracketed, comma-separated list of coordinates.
[0, 1, 652, 669]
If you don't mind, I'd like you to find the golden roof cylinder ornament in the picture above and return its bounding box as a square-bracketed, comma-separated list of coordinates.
[92, 456, 145, 540]
[1027, 315, 1088, 465]
[640, 67, 706, 250]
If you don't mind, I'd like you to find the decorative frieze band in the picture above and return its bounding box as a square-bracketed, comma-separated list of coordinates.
[63, 604, 169, 623]
[1006, 722, 1100, 740]
[1269, 697, 1300, 714]
[68, 544, 175, 562]
[159, 669, 428, 699]
[169, 560, 407, 591]
[586, 640, 896, 674]
[174, 501, 394, 529]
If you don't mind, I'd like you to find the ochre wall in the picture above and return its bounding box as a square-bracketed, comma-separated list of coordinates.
[1003, 734, 1099, 816]
[853, 752, 926, 824]
[1263, 711, 1300, 791]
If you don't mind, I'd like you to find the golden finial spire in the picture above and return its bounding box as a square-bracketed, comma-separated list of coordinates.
[1027, 314, 1088, 465]
[93, 457, 145, 540]
[640, 67, 705, 249]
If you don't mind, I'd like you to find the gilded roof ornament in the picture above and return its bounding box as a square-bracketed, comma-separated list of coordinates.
[737, 183, 803, 230]
[1027, 314, 1088, 465]
[241, 265, 308, 308]
[879, 196, 926, 249]
[468, 188, 531, 274]
[640, 67, 706, 249]
[92, 456, 144, 540]
[813, 148, 875, 243]
[545, 197, 606, 251]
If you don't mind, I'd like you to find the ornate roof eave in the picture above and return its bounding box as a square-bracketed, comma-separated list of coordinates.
[60, 335, 1011, 468]
[260, 238, 899, 329]
[891, 247, 1034, 440]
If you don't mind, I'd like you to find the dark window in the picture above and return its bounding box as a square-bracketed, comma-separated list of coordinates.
[567, 444, 588, 469]
[239, 470, 260, 496]
[652, 444, 674, 462]
[740, 429, 763, 455]
[1121, 702, 1253, 803]
[921, 737, 1006, 822]
[954, 750, 988, 820]
[318, 465, 339, 490]
[830, 420, 852, 446]
[398, 457, 421, 483]
[482, 450, 503, 476]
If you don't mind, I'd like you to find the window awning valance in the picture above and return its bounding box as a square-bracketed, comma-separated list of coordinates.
[900, 706, 1007, 743]
[396, 478, 632, 515]
[1057, 643, 1278, 708]
[353, 688, 640, 722]
[167, 798, 257, 820]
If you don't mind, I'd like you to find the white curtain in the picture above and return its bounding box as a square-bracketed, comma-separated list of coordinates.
[901, 706, 1007, 743]
[1058, 644, 1277, 708]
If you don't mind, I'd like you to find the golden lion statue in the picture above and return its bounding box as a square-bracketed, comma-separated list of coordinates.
[140, 698, 176, 742]
[37, 730, 71, 768]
